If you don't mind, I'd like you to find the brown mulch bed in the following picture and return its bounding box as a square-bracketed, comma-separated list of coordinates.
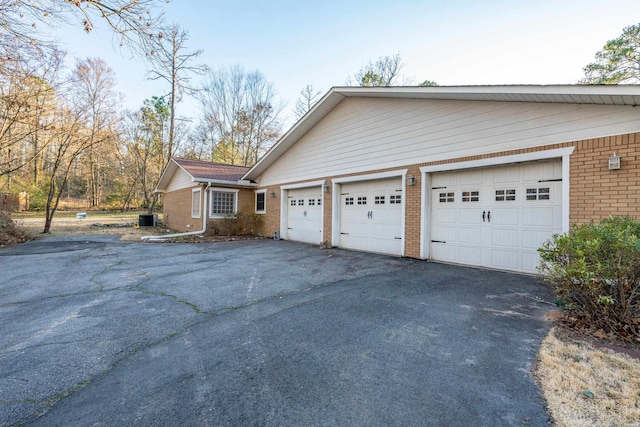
[550, 311, 640, 360]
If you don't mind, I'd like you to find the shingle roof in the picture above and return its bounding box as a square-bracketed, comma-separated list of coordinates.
[173, 158, 250, 182]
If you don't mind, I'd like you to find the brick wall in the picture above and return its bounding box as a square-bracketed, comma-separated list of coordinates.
[262, 187, 281, 239]
[257, 131, 640, 260]
[163, 186, 199, 232]
[568, 133, 640, 223]
[164, 186, 261, 234]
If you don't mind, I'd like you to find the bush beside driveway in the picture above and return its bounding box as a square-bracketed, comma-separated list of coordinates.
[0, 237, 554, 426]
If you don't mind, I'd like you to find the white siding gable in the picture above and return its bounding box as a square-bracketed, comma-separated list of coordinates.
[257, 98, 640, 186]
[166, 167, 194, 192]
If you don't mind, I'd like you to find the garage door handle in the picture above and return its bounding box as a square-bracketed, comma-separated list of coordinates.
[482, 211, 485, 222]
[487, 211, 491, 222]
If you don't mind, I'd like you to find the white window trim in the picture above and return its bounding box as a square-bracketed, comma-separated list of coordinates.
[208, 187, 239, 219]
[255, 189, 266, 214]
[191, 188, 201, 219]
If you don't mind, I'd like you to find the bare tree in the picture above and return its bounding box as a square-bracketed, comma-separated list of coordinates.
[199, 66, 284, 166]
[293, 84, 322, 120]
[146, 24, 207, 162]
[0, 43, 63, 181]
[346, 53, 413, 87]
[0, 0, 168, 54]
[41, 105, 90, 233]
[72, 57, 119, 208]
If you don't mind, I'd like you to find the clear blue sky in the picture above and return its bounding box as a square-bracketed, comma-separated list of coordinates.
[54, 0, 640, 128]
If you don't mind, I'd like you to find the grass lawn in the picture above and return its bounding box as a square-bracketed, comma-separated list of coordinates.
[536, 328, 640, 426]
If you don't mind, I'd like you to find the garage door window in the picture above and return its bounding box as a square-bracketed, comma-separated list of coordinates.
[439, 192, 454, 203]
[345, 197, 354, 205]
[357, 196, 367, 205]
[462, 191, 479, 202]
[390, 194, 401, 204]
[375, 196, 385, 204]
[495, 189, 516, 202]
[526, 187, 550, 201]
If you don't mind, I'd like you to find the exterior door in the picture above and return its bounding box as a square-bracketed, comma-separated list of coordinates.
[430, 160, 562, 273]
[339, 178, 403, 255]
[286, 188, 322, 244]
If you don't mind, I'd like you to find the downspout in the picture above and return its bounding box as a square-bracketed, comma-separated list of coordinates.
[141, 182, 212, 241]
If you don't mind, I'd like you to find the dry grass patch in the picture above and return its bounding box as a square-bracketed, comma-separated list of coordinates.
[11, 211, 165, 241]
[536, 328, 640, 427]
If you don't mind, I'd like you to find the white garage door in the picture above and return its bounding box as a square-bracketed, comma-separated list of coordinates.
[430, 160, 562, 273]
[286, 187, 322, 244]
[339, 178, 403, 256]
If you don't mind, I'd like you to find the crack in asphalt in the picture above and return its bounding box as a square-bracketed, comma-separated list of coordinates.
[2, 243, 411, 426]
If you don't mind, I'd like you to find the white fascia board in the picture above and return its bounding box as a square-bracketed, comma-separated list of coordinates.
[281, 180, 325, 190]
[419, 148, 575, 173]
[194, 179, 257, 187]
[332, 169, 408, 184]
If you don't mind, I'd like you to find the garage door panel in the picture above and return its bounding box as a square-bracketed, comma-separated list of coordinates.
[459, 246, 482, 264]
[490, 228, 519, 247]
[492, 166, 521, 183]
[458, 227, 481, 244]
[491, 249, 519, 269]
[521, 230, 555, 249]
[340, 178, 403, 256]
[430, 160, 563, 273]
[432, 243, 456, 262]
[489, 207, 519, 225]
[432, 225, 456, 242]
[521, 252, 541, 272]
[458, 209, 480, 224]
[286, 188, 322, 245]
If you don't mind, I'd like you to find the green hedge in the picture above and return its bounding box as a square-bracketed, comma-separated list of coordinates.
[538, 216, 640, 341]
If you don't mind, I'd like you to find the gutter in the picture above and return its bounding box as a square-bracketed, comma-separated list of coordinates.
[141, 182, 212, 241]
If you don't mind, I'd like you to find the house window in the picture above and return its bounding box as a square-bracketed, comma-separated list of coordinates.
[255, 190, 266, 214]
[209, 188, 238, 218]
[191, 188, 201, 218]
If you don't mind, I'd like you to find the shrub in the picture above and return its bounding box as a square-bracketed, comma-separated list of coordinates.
[538, 216, 640, 342]
[0, 211, 32, 247]
[209, 212, 263, 237]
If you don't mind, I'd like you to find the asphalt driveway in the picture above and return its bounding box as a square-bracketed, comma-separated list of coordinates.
[0, 236, 554, 426]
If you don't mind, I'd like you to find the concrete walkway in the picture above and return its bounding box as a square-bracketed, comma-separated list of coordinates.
[0, 236, 553, 426]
